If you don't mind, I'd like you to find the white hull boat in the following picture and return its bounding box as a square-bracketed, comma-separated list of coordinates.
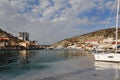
[94, 53, 120, 62]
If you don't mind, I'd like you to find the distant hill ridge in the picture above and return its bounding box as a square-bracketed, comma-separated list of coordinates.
[52, 28, 120, 47]
[0, 28, 15, 38]
[0, 28, 19, 42]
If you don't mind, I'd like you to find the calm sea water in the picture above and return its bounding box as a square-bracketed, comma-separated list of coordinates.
[0, 49, 120, 80]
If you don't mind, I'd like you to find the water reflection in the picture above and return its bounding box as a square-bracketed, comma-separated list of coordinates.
[19, 50, 29, 63]
[59, 49, 91, 58]
[0, 51, 18, 65]
[0, 49, 92, 71]
[0, 50, 37, 70]
[17, 50, 30, 69]
[95, 61, 120, 80]
[95, 61, 120, 70]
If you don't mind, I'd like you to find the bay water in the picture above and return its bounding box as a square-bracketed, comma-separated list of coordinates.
[0, 49, 120, 80]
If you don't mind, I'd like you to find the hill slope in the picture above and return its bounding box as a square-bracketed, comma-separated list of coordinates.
[0, 28, 21, 43]
[0, 28, 17, 38]
[52, 28, 119, 48]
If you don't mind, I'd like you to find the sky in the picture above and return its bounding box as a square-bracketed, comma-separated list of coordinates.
[0, 0, 118, 45]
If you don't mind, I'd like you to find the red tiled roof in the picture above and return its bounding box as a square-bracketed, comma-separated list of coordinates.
[0, 38, 9, 40]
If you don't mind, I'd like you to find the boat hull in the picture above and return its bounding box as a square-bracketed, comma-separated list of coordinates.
[94, 53, 120, 62]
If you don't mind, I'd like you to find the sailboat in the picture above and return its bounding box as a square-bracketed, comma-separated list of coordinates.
[92, 0, 120, 62]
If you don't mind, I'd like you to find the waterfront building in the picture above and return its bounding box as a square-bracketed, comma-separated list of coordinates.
[0, 38, 9, 49]
[19, 41, 30, 48]
[19, 32, 29, 41]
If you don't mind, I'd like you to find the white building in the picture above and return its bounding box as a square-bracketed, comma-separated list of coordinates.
[19, 32, 29, 41]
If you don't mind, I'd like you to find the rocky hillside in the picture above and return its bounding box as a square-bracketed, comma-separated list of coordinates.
[52, 28, 120, 48]
[0, 28, 15, 38]
[0, 28, 20, 42]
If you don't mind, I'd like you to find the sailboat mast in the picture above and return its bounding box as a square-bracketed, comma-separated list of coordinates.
[115, 0, 120, 53]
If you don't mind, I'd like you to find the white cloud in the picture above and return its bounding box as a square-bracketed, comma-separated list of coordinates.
[0, 0, 116, 44]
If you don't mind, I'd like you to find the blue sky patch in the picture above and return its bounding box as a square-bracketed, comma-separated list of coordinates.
[26, 0, 40, 6]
